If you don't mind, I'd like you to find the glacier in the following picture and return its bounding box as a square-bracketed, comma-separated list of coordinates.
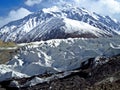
[0, 37, 120, 83]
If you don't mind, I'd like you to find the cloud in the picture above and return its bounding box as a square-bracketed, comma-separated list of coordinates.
[72, 0, 120, 17]
[25, 0, 68, 7]
[0, 8, 31, 27]
[98, 0, 120, 14]
[25, 0, 42, 6]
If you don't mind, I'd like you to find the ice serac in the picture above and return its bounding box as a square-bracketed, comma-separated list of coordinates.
[0, 37, 120, 82]
[0, 4, 120, 42]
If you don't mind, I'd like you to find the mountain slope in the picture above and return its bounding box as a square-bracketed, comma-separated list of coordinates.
[0, 4, 119, 42]
[18, 17, 112, 43]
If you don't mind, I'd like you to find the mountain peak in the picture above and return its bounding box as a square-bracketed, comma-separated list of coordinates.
[42, 3, 90, 14]
[42, 6, 60, 13]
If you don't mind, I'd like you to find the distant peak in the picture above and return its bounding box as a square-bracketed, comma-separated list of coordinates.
[42, 3, 91, 14]
[42, 6, 60, 13]
[58, 3, 80, 11]
[59, 3, 73, 8]
[42, 3, 75, 13]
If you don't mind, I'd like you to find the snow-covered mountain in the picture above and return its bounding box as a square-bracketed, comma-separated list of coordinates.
[19, 17, 113, 43]
[0, 4, 120, 42]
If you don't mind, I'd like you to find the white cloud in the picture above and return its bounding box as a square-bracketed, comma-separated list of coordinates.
[98, 0, 120, 14]
[0, 8, 31, 27]
[25, 0, 42, 6]
[25, 0, 68, 7]
[73, 0, 120, 14]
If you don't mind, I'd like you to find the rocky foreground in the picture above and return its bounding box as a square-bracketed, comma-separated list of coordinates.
[0, 54, 120, 90]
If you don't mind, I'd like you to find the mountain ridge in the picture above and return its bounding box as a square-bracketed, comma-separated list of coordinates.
[0, 4, 120, 43]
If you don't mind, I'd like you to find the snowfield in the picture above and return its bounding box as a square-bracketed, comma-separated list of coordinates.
[0, 37, 120, 84]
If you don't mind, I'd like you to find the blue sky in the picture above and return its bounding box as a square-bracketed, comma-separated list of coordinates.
[0, 0, 120, 27]
[0, 0, 24, 16]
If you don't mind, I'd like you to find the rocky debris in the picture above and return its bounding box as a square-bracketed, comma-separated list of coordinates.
[89, 55, 120, 84]
[0, 54, 120, 90]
